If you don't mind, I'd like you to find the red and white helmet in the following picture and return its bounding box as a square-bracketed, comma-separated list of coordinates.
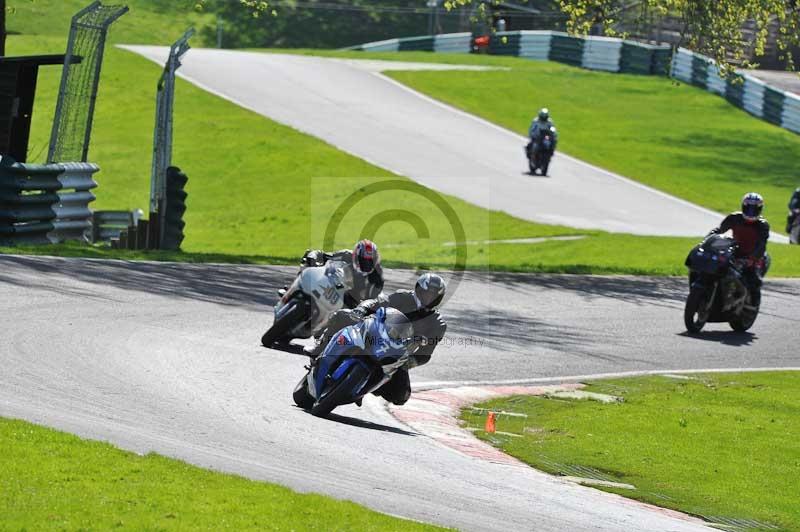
[741, 192, 764, 222]
[353, 239, 380, 276]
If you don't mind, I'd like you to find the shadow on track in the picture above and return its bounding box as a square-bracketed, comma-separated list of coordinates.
[0, 254, 291, 308]
[289, 406, 418, 436]
[677, 331, 757, 346]
[326, 412, 418, 436]
[464, 271, 689, 308]
[2, 254, 795, 317]
[0, 255, 414, 310]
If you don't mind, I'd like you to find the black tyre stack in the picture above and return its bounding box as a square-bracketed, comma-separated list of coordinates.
[162, 166, 187, 250]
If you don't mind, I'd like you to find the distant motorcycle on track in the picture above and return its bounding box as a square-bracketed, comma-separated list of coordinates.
[525, 126, 556, 176]
[683, 235, 760, 334]
[261, 260, 352, 347]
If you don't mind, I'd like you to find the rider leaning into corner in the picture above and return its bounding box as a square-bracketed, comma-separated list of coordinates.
[297, 239, 384, 308]
[305, 273, 448, 406]
[702, 192, 770, 306]
[526, 107, 558, 153]
[786, 187, 800, 233]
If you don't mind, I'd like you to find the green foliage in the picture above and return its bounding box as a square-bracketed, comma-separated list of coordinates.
[447, 0, 800, 73]
[199, 0, 468, 49]
[465, 372, 800, 530]
[0, 417, 444, 530]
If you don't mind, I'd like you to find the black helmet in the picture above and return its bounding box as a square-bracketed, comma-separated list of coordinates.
[415, 273, 446, 309]
[741, 192, 764, 222]
[538, 108, 549, 121]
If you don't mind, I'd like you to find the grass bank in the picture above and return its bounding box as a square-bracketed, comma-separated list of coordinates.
[280, 49, 800, 225]
[0, 417, 443, 530]
[463, 372, 800, 531]
[4, 11, 800, 274]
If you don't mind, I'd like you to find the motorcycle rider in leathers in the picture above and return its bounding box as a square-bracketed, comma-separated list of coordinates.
[305, 273, 448, 406]
[526, 107, 558, 157]
[705, 192, 770, 307]
[296, 239, 384, 308]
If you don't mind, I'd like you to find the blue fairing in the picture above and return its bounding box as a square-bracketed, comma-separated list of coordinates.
[313, 309, 407, 402]
[313, 325, 366, 398]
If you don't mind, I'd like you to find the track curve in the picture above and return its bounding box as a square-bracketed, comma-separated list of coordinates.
[3, 255, 799, 530]
[122, 46, 724, 237]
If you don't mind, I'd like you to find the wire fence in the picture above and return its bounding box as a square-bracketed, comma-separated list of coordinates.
[48, 1, 128, 163]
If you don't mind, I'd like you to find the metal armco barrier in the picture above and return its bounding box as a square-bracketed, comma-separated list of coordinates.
[346, 31, 672, 75]
[433, 33, 472, 53]
[0, 156, 98, 244]
[92, 209, 141, 242]
[670, 47, 800, 135]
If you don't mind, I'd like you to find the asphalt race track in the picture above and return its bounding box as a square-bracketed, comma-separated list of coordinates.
[3, 255, 800, 530]
[122, 46, 725, 237]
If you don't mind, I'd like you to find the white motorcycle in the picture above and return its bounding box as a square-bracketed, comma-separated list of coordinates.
[261, 260, 353, 347]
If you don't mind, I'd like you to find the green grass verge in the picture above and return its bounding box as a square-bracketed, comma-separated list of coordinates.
[0, 417, 443, 531]
[463, 372, 800, 531]
[7, 0, 214, 46]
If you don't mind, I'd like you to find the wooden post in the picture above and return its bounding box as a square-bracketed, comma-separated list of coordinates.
[147, 211, 160, 250]
[136, 219, 148, 250]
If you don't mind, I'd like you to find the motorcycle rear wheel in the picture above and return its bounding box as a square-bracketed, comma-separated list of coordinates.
[262, 301, 306, 347]
[684, 287, 710, 334]
[311, 363, 371, 418]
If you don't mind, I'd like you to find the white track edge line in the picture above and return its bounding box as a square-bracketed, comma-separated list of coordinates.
[413, 366, 800, 390]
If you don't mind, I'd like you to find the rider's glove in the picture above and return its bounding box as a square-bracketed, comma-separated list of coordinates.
[351, 306, 368, 321]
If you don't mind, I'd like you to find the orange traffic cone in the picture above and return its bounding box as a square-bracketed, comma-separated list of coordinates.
[485, 411, 496, 433]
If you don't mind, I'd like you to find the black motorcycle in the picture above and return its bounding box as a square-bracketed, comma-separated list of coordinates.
[526, 127, 556, 176]
[683, 235, 759, 334]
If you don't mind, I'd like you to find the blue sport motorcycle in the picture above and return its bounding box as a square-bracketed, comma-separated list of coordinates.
[293, 308, 411, 417]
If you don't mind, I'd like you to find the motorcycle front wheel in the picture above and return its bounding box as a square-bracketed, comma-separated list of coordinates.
[262, 300, 306, 347]
[293, 374, 314, 409]
[311, 363, 371, 418]
[684, 286, 710, 333]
